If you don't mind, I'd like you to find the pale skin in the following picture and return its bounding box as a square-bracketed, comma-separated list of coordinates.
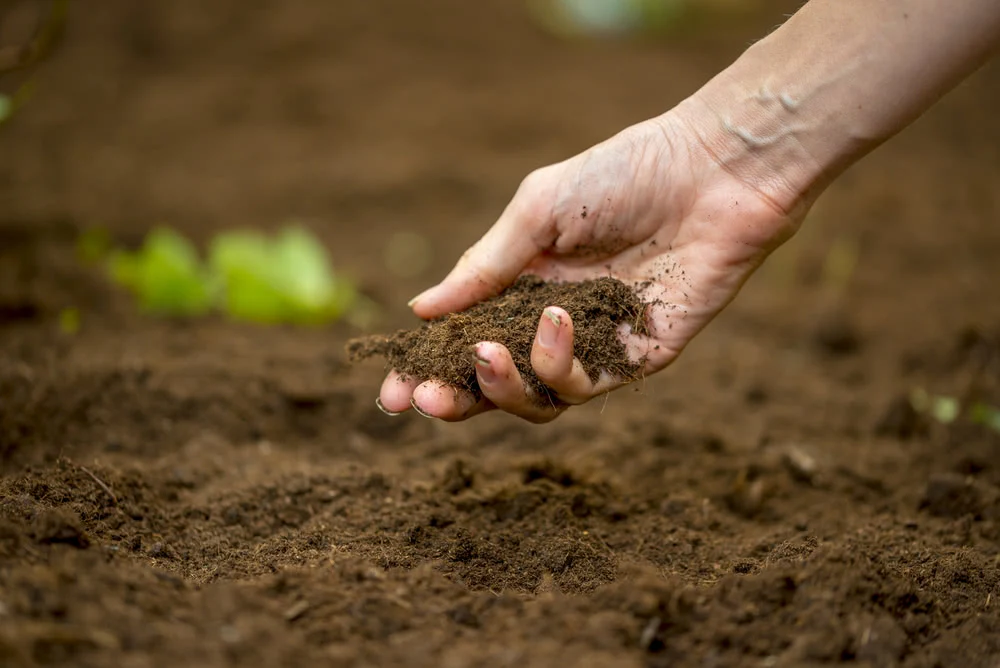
[378, 0, 1000, 423]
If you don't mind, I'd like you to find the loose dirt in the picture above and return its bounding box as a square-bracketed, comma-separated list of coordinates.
[347, 275, 649, 401]
[1, 1, 1000, 667]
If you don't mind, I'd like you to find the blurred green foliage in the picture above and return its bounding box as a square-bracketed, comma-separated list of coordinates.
[75, 225, 112, 263]
[209, 227, 356, 325]
[108, 227, 216, 317]
[910, 388, 960, 424]
[969, 402, 1000, 434]
[525, 0, 760, 39]
[58, 306, 80, 334]
[84, 225, 361, 326]
[910, 387, 1000, 435]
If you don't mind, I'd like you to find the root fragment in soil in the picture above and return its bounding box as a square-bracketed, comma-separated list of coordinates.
[346, 275, 650, 403]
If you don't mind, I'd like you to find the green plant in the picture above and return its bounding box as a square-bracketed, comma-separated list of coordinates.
[524, 0, 761, 39]
[58, 306, 80, 334]
[107, 227, 216, 316]
[92, 224, 360, 326]
[910, 387, 1000, 435]
[969, 402, 1000, 434]
[208, 227, 356, 325]
[76, 225, 112, 263]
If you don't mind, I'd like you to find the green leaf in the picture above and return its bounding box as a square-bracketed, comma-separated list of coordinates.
[909, 388, 959, 424]
[58, 307, 80, 334]
[77, 226, 113, 263]
[99, 224, 358, 326]
[969, 403, 1000, 434]
[930, 396, 960, 424]
[107, 227, 214, 316]
[0, 95, 11, 125]
[209, 226, 355, 325]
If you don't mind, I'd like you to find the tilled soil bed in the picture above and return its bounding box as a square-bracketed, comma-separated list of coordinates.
[1, 1, 999, 667]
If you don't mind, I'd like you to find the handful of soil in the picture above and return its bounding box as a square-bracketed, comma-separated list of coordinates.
[346, 275, 650, 403]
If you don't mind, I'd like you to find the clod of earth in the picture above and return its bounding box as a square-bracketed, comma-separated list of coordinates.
[346, 275, 650, 404]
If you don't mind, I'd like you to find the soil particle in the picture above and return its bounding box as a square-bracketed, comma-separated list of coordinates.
[919, 473, 985, 519]
[780, 445, 820, 484]
[346, 275, 650, 402]
[725, 467, 768, 518]
[875, 395, 928, 440]
[440, 459, 476, 495]
[743, 382, 769, 406]
[852, 615, 909, 665]
[813, 310, 862, 356]
[30, 509, 91, 549]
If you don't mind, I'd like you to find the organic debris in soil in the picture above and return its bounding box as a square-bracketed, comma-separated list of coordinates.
[346, 275, 650, 403]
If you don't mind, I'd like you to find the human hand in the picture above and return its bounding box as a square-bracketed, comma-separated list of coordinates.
[378, 109, 806, 422]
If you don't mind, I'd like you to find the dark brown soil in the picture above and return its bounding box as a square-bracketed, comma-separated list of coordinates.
[346, 275, 649, 401]
[2, 1, 1000, 667]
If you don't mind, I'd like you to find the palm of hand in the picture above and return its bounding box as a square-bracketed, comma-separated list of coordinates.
[379, 117, 796, 422]
[522, 119, 795, 368]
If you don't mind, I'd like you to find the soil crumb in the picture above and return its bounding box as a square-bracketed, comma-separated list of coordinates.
[347, 275, 650, 402]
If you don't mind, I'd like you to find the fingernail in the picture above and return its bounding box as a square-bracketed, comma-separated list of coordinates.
[375, 397, 401, 416]
[410, 397, 435, 419]
[474, 349, 495, 384]
[539, 307, 561, 348]
[407, 288, 430, 308]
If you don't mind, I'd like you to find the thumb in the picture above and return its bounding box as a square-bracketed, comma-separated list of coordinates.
[409, 180, 555, 319]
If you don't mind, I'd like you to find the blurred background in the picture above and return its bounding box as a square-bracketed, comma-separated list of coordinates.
[3, 6, 1000, 665]
[1, 0, 998, 347]
[0, 0, 799, 322]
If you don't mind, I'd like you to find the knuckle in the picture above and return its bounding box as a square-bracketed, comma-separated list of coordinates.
[518, 167, 550, 194]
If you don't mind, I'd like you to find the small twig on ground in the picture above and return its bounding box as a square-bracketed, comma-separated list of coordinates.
[0, 0, 68, 74]
[80, 465, 119, 506]
[283, 600, 311, 622]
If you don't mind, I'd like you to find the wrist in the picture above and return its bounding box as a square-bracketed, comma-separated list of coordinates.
[671, 43, 866, 218]
[670, 0, 1000, 218]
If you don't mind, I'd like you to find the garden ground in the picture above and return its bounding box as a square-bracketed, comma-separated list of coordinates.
[1, 1, 999, 666]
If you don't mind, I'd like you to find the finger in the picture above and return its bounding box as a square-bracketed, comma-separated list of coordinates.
[408, 175, 557, 319]
[529, 307, 597, 402]
[474, 342, 567, 424]
[378, 370, 421, 414]
[410, 379, 494, 422]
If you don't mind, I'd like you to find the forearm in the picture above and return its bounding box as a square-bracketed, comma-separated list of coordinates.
[676, 0, 1000, 214]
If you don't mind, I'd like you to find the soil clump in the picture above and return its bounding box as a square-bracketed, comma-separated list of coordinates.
[347, 275, 650, 401]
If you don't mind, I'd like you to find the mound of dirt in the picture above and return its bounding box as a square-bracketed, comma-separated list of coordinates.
[4, 0, 1000, 667]
[346, 275, 650, 401]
